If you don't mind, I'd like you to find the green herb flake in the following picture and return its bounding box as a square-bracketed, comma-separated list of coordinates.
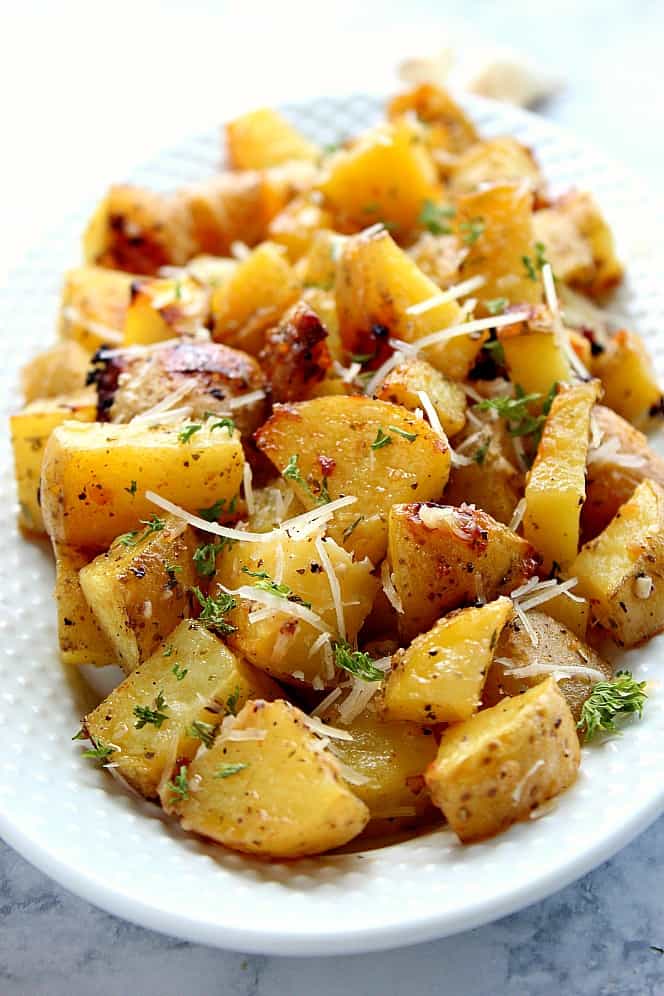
[139, 515, 166, 538]
[193, 540, 227, 577]
[172, 662, 188, 680]
[387, 424, 417, 442]
[124, 480, 138, 495]
[241, 566, 312, 607]
[197, 498, 227, 522]
[577, 671, 647, 742]
[193, 586, 237, 635]
[166, 765, 189, 801]
[474, 384, 557, 445]
[281, 454, 329, 505]
[133, 690, 169, 729]
[117, 530, 139, 548]
[162, 644, 174, 657]
[215, 763, 249, 779]
[418, 199, 455, 235]
[522, 243, 548, 282]
[178, 424, 202, 444]
[460, 216, 485, 246]
[350, 352, 375, 364]
[371, 427, 392, 451]
[72, 728, 87, 741]
[188, 720, 217, 748]
[473, 439, 490, 465]
[209, 417, 236, 436]
[225, 686, 241, 716]
[486, 298, 509, 316]
[82, 738, 118, 764]
[484, 338, 506, 365]
[333, 640, 384, 682]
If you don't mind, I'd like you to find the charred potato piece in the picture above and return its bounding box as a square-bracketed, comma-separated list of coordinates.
[571, 479, 664, 647]
[376, 357, 467, 436]
[79, 514, 198, 673]
[54, 543, 116, 667]
[449, 137, 543, 197]
[166, 699, 370, 857]
[591, 329, 663, 429]
[255, 396, 452, 564]
[384, 597, 513, 724]
[425, 678, 580, 842]
[388, 502, 539, 640]
[484, 610, 612, 722]
[259, 302, 332, 403]
[388, 83, 479, 155]
[226, 108, 320, 169]
[84, 621, 280, 799]
[123, 275, 210, 345]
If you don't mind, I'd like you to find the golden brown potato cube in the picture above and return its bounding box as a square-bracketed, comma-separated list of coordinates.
[540, 591, 590, 641]
[214, 530, 378, 685]
[336, 228, 484, 381]
[123, 275, 210, 345]
[443, 415, 524, 526]
[384, 597, 513, 724]
[591, 329, 663, 428]
[523, 380, 602, 570]
[166, 699, 370, 857]
[377, 358, 466, 436]
[296, 229, 348, 293]
[483, 610, 612, 722]
[388, 502, 539, 640]
[21, 341, 91, 404]
[182, 171, 271, 257]
[255, 396, 452, 563]
[54, 543, 116, 667]
[317, 120, 439, 236]
[388, 83, 479, 155]
[571, 480, 664, 647]
[259, 302, 332, 403]
[425, 678, 580, 842]
[267, 195, 333, 261]
[321, 701, 438, 834]
[583, 405, 664, 540]
[535, 191, 623, 297]
[58, 265, 135, 353]
[40, 419, 244, 548]
[83, 184, 193, 275]
[407, 232, 468, 289]
[454, 182, 542, 307]
[10, 389, 97, 534]
[211, 242, 300, 355]
[84, 620, 280, 798]
[79, 514, 198, 672]
[449, 137, 543, 196]
[498, 306, 574, 395]
[226, 108, 320, 169]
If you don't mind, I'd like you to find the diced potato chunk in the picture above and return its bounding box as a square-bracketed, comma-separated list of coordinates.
[84, 621, 279, 798]
[407, 233, 467, 289]
[21, 341, 91, 403]
[79, 515, 198, 673]
[123, 275, 210, 345]
[523, 381, 601, 569]
[384, 597, 513, 723]
[255, 396, 452, 563]
[449, 137, 542, 196]
[425, 678, 580, 841]
[10, 389, 97, 534]
[591, 329, 662, 428]
[167, 699, 370, 857]
[214, 531, 379, 685]
[388, 83, 479, 155]
[226, 108, 320, 169]
[454, 182, 542, 307]
[211, 242, 300, 355]
[58, 265, 135, 352]
[336, 228, 484, 380]
[498, 306, 573, 395]
[571, 480, 664, 647]
[40, 419, 244, 548]
[483, 610, 612, 721]
[247, 479, 304, 533]
[377, 357, 466, 436]
[317, 121, 439, 236]
[533, 207, 594, 287]
[321, 701, 438, 834]
[583, 405, 664, 539]
[267, 195, 333, 261]
[54, 543, 116, 667]
[259, 302, 332, 403]
[389, 502, 539, 640]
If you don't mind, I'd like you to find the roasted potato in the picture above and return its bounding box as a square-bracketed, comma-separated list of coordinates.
[58, 265, 135, 352]
[498, 305, 574, 395]
[255, 395, 452, 563]
[259, 302, 332, 403]
[267, 195, 334, 260]
[54, 543, 116, 667]
[84, 620, 280, 798]
[571, 479, 664, 647]
[425, 678, 580, 841]
[166, 699, 370, 857]
[591, 329, 663, 428]
[376, 357, 467, 436]
[523, 380, 602, 570]
[79, 514, 198, 673]
[387, 83, 479, 156]
[40, 419, 244, 548]
[449, 137, 543, 196]
[388, 502, 539, 640]
[123, 275, 210, 345]
[384, 597, 513, 723]
[484, 609, 612, 721]
[226, 108, 320, 169]
[407, 232, 467, 289]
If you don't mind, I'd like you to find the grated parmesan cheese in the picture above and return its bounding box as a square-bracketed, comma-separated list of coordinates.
[302, 715, 354, 741]
[635, 574, 653, 599]
[381, 560, 404, 614]
[243, 461, 255, 515]
[314, 536, 345, 639]
[405, 275, 486, 316]
[509, 497, 526, 533]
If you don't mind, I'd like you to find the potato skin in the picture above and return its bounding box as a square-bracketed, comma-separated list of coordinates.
[168, 699, 370, 858]
[54, 543, 116, 668]
[259, 302, 332, 403]
[483, 610, 613, 722]
[425, 678, 580, 842]
[389, 502, 540, 640]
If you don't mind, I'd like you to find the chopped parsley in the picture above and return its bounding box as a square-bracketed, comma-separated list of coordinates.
[522, 242, 548, 281]
[388, 424, 417, 442]
[577, 671, 647, 742]
[483, 338, 506, 365]
[178, 424, 202, 444]
[241, 566, 312, 607]
[281, 454, 330, 505]
[115, 514, 165, 550]
[81, 737, 117, 764]
[193, 586, 237, 635]
[215, 763, 249, 779]
[193, 540, 227, 577]
[460, 216, 485, 245]
[418, 199, 455, 235]
[371, 427, 392, 451]
[133, 691, 169, 729]
[473, 439, 490, 465]
[188, 720, 217, 748]
[165, 766, 189, 802]
[225, 686, 240, 716]
[124, 480, 138, 495]
[333, 640, 384, 682]
[486, 298, 509, 315]
[162, 644, 174, 657]
[198, 498, 228, 522]
[172, 662, 188, 680]
[474, 383, 557, 444]
[117, 530, 139, 548]
[209, 417, 236, 436]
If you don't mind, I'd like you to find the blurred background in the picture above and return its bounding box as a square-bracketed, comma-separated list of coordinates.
[2, 0, 663, 276]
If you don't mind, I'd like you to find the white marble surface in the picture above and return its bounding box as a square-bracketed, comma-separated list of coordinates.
[1, 1, 664, 993]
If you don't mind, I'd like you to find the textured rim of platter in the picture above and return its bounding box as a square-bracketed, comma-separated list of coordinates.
[0, 92, 663, 957]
